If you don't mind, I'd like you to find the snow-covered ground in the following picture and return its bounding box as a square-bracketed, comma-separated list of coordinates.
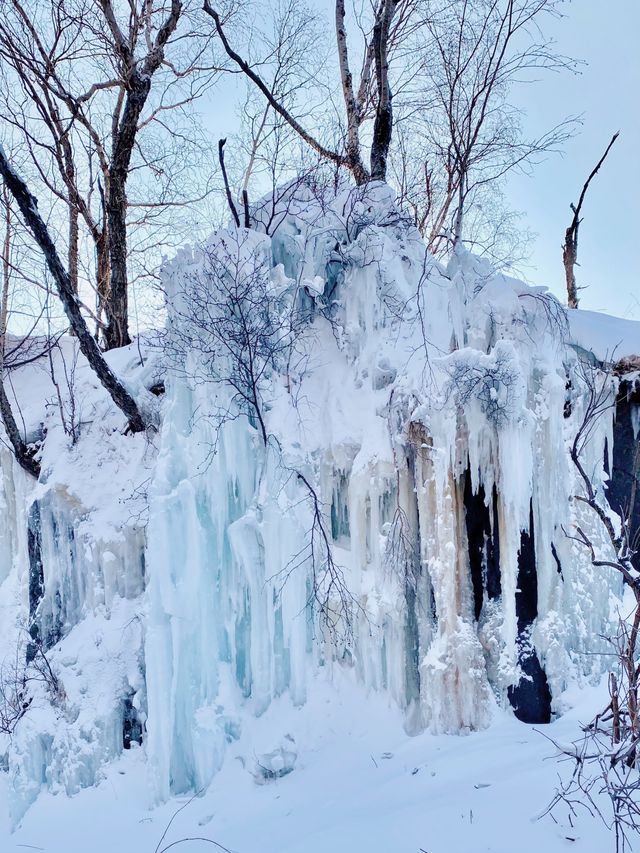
[0, 672, 615, 853]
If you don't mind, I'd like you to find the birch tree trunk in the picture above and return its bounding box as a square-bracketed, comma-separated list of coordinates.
[0, 146, 146, 433]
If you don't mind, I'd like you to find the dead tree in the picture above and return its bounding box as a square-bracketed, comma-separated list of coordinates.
[0, 146, 146, 433]
[563, 132, 619, 309]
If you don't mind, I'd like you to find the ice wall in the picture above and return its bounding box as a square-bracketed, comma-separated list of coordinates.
[0, 346, 154, 823]
[143, 183, 620, 797]
[0, 181, 627, 817]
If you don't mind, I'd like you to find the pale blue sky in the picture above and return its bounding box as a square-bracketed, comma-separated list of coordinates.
[506, 0, 640, 319]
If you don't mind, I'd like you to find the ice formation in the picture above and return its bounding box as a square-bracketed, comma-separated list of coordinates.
[0, 181, 635, 822]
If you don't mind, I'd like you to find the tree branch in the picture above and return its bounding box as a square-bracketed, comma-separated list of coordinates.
[0, 145, 146, 433]
[217, 138, 240, 227]
[203, 1, 352, 177]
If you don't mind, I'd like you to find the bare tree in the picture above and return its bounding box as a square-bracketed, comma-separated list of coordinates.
[0, 0, 216, 348]
[204, 0, 415, 185]
[0, 145, 146, 432]
[0, 631, 61, 736]
[165, 229, 307, 446]
[225, 0, 329, 219]
[563, 132, 618, 309]
[391, 0, 576, 259]
[205, 0, 578, 271]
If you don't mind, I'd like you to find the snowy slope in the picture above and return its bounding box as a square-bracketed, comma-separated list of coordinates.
[569, 309, 640, 363]
[0, 675, 616, 853]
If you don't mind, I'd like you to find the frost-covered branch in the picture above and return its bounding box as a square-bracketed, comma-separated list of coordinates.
[164, 230, 307, 448]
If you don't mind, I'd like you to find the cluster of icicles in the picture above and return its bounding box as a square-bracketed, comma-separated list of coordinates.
[0, 182, 619, 820]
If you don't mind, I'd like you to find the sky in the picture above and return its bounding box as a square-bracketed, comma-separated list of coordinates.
[505, 0, 640, 319]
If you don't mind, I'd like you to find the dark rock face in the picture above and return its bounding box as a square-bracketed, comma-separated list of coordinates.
[514, 506, 537, 632]
[463, 476, 552, 724]
[508, 504, 552, 724]
[608, 378, 640, 571]
[463, 469, 500, 622]
[122, 693, 144, 749]
[507, 645, 552, 724]
[26, 503, 44, 663]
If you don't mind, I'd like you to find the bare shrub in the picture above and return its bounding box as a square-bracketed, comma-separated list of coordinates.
[543, 359, 640, 852]
[0, 634, 62, 736]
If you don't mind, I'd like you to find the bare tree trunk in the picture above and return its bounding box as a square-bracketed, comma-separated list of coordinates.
[60, 132, 79, 298]
[103, 164, 131, 349]
[453, 173, 466, 250]
[66, 199, 79, 338]
[563, 228, 579, 309]
[103, 85, 149, 349]
[370, 0, 397, 182]
[103, 80, 152, 349]
[1, 186, 10, 353]
[68, 201, 79, 295]
[336, 0, 368, 185]
[0, 189, 40, 477]
[218, 138, 240, 227]
[242, 189, 250, 228]
[99, 0, 182, 350]
[0, 145, 146, 433]
[95, 227, 110, 328]
[563, 132, 618, 309]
